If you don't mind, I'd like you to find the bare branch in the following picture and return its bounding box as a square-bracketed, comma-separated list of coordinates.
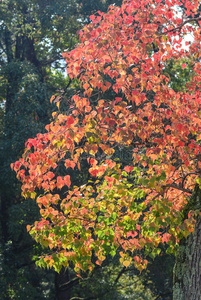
[163, 183, 193, 194]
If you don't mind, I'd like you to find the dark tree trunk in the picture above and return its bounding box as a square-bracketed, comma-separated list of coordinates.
[0, 27, 17, 244]
[4, 27, 13, 63]
[0, 191, 9, 242]
[173, 191, 201, 300]
[55, 269, 71, 300]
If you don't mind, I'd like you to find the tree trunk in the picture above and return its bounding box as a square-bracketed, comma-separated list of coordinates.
[55, 269, 71, 300]
[173, 193, 201, 299]
[0, 191, 9, 242]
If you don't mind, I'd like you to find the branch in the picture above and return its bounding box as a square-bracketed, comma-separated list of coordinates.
[114, 266, 126, 285]
[58, 69, 84, 97]
[154, 292, 172, 300]
[163, 16, 201, 34]
[69, 266, 132, 300]
[163, 183, 193, 194]
[181, 172, 198, 188]
[59, 277, 79, 291]
[39, 54, 63, 66]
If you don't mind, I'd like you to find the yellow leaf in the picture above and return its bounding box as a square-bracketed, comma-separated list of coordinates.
[123, 260, 131, 268]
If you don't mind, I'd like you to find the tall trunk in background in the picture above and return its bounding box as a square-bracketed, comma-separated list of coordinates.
[55, 269, 71, 300]
[0, 27, 16, 243]
[173, 190, 201, 300]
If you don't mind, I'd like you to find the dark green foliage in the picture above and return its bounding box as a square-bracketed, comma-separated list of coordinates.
[146, 254, 175, 300]
[77, 0, 123, 18]
[70, 261, 154, 300]
[163, 58, 194, 93]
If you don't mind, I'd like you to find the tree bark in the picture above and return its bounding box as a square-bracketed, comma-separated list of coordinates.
[55, 269, 71, 300]
[173, 191, 201, 300]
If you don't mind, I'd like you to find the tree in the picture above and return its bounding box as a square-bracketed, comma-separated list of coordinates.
[13, 0, 201, 298]
[1, 0, 129, 298]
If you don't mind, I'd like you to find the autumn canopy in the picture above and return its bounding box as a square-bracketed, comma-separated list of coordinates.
[12, 0, 201, 273]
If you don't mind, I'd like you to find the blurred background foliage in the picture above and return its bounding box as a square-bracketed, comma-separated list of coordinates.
[0, 0, 178, 299]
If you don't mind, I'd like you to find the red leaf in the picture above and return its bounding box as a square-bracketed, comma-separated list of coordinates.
[90, 15, 95, 21]
[124, 166, 134, 173]
[64, 175, 71, 188]
[66, 116, 74, 126]
[56, 176, 64, 189]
